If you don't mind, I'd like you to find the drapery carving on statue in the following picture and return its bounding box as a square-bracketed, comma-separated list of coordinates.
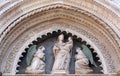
[52, 34, 73, 74]
[25, 46, 45, 74]
[75, 47, 93, 74]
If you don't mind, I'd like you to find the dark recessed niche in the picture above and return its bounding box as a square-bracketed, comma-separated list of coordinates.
[16, 30, 103, 74]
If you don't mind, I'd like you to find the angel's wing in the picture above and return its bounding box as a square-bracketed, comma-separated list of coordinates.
[26, 45, 37, 66]
[81, 44, 97, 67]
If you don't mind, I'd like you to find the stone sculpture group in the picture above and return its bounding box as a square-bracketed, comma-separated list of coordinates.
[25, 34, 93, 74]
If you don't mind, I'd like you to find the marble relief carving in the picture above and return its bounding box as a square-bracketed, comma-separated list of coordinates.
[52, 34, 73, 74]
[24, 34, 94, 74]
[25, 46, 45, 74]
[75, 47, 93, 74]
[1, 0, 120, 75]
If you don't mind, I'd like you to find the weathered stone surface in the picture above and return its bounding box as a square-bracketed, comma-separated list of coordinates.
[0, 0, 120, 75]
[2, 74, 118, 76]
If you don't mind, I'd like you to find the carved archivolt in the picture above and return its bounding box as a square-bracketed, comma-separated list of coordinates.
[0, 0, 120, 75]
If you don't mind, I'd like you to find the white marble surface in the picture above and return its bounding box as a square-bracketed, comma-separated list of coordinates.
[109, 0, 120, 8]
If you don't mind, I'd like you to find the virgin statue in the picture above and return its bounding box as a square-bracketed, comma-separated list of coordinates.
[52, 34, 73, 74]
[25, 46, 45, 74]
[75, 47, 93, 74]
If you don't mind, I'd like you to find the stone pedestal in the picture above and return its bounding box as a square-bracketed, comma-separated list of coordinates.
[51, 70, 68, 74]
[75, 70, 93, 74]
[25, 70, 44, 74]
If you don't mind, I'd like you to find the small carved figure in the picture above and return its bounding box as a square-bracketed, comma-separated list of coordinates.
[25, 46, 45, 74]
[75, 47, 93, 74]
[52, 34, 73, 74]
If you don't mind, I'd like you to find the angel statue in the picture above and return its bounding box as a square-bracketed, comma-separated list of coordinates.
[52, 34, 73, 74]
[81, 44, 97, 67]
[25, 45, 45, 74]
[75, 47, 93, 74]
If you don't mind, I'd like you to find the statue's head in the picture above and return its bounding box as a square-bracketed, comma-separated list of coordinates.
[38, 46, 45, 51]
[58, 34, 64, 41]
